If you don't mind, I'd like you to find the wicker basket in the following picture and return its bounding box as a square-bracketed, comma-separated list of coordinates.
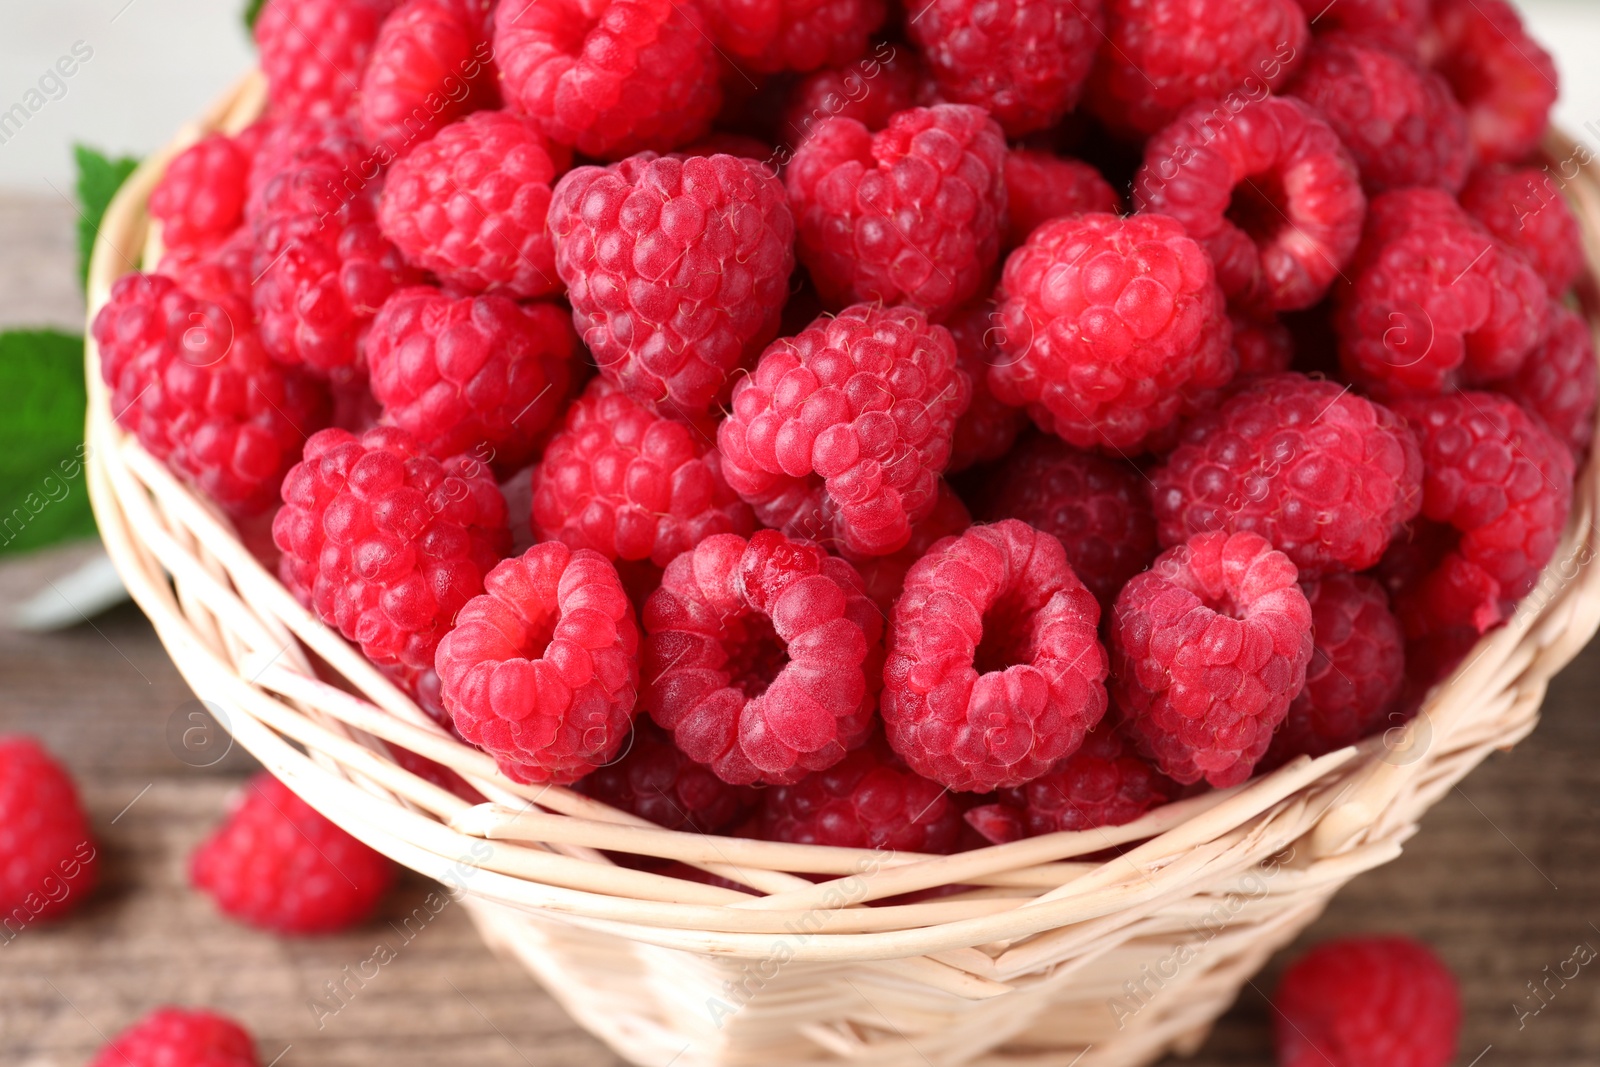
[84, 71, 1600, 1067]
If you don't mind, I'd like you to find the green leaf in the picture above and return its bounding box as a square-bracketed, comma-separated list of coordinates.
[244, 0, 267, 32]
[73, 144, 139, 290]
[0, 329, 97, 556]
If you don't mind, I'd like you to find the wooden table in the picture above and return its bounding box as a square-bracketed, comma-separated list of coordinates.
[2, 195, 1596, 1066]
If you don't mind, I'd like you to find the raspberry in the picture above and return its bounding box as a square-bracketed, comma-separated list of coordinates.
[1086, 0, 1309, 137]
[1274, 937, 1461, 1067]
[359, 0, 500, 152]
[1152, 373, 1423, 577]
[1335, 188, 1550, 398]
[1493, 301, 1598, 459]
[907, 0, 1102, 137]
[89, 1008, 258, 1067]
[272, 426, 511, 671]
[1293, 0, 1426, 54]
[701, 0, 886, 73]
[1264, 573, 1405, 766]
[495, 0, 723, 160]
[191, 772, 397, 934]
[0, 736, 98, 929]
[977, 433, 1158, 609]
[785, 104, 1007, 321]
[436, 543, 641, 784]
[1459, 166, 1586, 299]
[1424, 0, 1558, 166]
[1231, 311, 1295, 376]
[92, 271, 332, 518]
[244, 116, 366, 210]
[366, 286, 576, 474]
[532, 378, 754, 568]
[989, 212, 1235, 453]
[1112, 530, 1314, 788]
[1287, 34, 1470, 196]
[963, 727, 1176, 844]
[882, 519, 1109, 792]
[150, 134, 252, 251]
[781, 43, 922, 141]
[757, 736, 963, 852]
[378, 109, 566, 300]
[578, 720, 756, 832]
[851, 481, 972, 614]
[641, 530, 882, 786]
[256, 0, 397, 119]
[1133, 96, 1366, 315]
[549, 152, 795, 417]
[716, 303, 969, 557]
[1003, 148, 1120, 250]
[944, 301, 1027, 473]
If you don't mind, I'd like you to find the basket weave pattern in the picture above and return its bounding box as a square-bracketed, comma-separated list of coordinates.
[84, 73, 1600, 1067]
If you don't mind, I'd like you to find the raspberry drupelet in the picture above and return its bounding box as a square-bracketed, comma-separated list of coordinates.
[1460, 166, 1586, 299]
[781, 44, 922, 142]
[1112, 530, 1314, 788]
[549, 152, 795, 418]
[578, 720, 757, 832]
[1423, 0, 1558, 166]
[1230, 311, 1295, 376]
[435, 543, 642, 784]
[641, 530, 882, 786]
[882, 519, 1110, 793]
[849, 481, 972, 615]
[1493, 301, 1598, 460]
[785, 104, 1008, 321]
[256, 0, 397, 120]
[89, 1008, 259, 1067]
[989, 212, 1235, 454]
[149, 133, 252, 251]
[1133, 95, 1366, 316]
[716, 303, 970, 558]
[359, 0, 500, 152]
[1002, 148, 1121, 251]
[700, 0, 887, 73]
[0, 736, 99, 926]
[944, 301, 1028, 473]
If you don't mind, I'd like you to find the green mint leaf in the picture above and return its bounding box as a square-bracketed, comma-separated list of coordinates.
[74, 144, 139, 290]
[245, 0, 267, 32]
[0, 329, 96, 555]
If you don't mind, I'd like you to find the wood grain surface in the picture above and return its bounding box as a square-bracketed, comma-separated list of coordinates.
[2, 195, 1596, 1066]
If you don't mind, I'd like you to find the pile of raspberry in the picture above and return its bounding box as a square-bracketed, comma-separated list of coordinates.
[102, 0, 1586, 859]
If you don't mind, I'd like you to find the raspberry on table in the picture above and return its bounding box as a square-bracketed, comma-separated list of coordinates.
[716, 303, 969, 558]
[1287, 34, 1471, 196]
[1230, 311, 1294, 376]
[944, 301, 1027, 473]
[532, 378, 754, 569]
[1152, 373, 1423, 577]
[577, 720, 757, 832]
[701, 0, 886, 73]
[1133, 95, 1366, 316]
[89, 1008, 259, 1067]
[359, 0, 501, 152]
[1493, 301, 1598, 460]
[366, 286, 577, 475]
[1112, 530, 1314, 788]
[1002, 148, 1120, 250]
[641, 530, 882, 786]
[989, 212, 1236, 453]
[549, 152, 795, 417]
[1274, 937, 1461, 1067]
[272, 426, 511, 672]
[1086, 0, 1309, 137]
[256, 0, 397, 119]
[0, 736, 99, 928]
[1460, 165, 1586, 299]
[1424, 0, 1558, 166]
[1293, 0, 1426, 55]
[785, 104, 1007, 321]
[781, 43, 922, 142]
[494, 0, 723, 160]
[150, 133, 252, 251]
[907, 0, 1102, 138]
[191, 772, 397, 935]
[882, 519, 1109, 792]
[436, 543, 642, 785]
[850, 481, 971, 615]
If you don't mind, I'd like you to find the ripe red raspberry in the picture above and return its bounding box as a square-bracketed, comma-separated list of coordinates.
[944, 301, 1026, 473]
[1494, 301, 1598, 460]
[495, 0, 722, 160]
[989, 212, 1235, 453]
[850, 482, 971, 614]
[0, 736, 98, 929]
[1336, 188, 1550, 398]
[1086, 0, 1309, 137]
[1423, 0, 1558, 166]
[1003, 148, 1120, 250]
[1293, 0, 1426, 54]
[436, 543, 641, 784]
[244, 115, 366, 210]
[641, 530, 882, 786]
[781, 43, 922, 141]
[150, 133, 252, 251]
[1231, 312, 1295, 377]
[1153, 373, 1423, 577]
[578, 720, 756, 832]
[757, 736, 962, 852]
[908, 0, 1102, 137]
[882, 519, 1109, 792]
[191, 772, 397, 934]
[533, 378, 754, 568]
[360, 0, 499, 152]
[1459, 166, 1585, 299]
[1133, 96, 1366, 315]
[977, 433, 1158, 609]
[1112, 531, 1314, 787]
[1274, 937, 1461, 1067]
[89, 1008, 258, 1067]
[963, 727, 1177, 844]
[93, 271, 332, 518]
[785, 104, 1007, 321]
[366, 287, 576, 474]
[1288, 34, 1470, 196]
[256, 0, 397, 119]
[272, 426, 511, 671]
[717, 303, 969, 557]
[550, 152, 794, 417]
[701, 0, 886, 73]
[378, 109, 566, 300]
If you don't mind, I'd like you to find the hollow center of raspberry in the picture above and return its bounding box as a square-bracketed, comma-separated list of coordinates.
[1227, 173, 1290, 247]
[517, 611, 560, 662]
[973, 599, 1034, 675]
[724, 615, 788, 698]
